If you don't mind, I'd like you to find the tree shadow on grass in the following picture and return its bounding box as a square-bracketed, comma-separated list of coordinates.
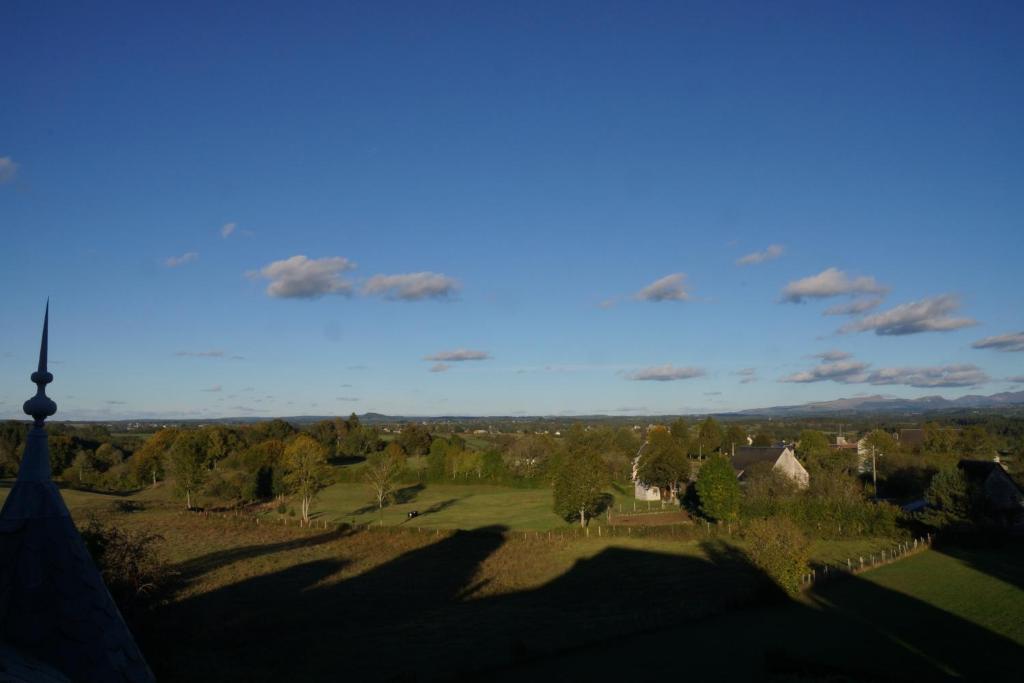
[140, 530, 1024, 682]
[172, 526, 358, 584]
[393, 483, 425, 504]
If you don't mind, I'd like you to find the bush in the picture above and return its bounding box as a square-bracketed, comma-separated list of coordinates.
[743, 517, 811, 597]
[79, 518, 168, 617]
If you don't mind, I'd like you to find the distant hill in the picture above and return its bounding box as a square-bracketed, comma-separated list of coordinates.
[736, 391, 1024, 417]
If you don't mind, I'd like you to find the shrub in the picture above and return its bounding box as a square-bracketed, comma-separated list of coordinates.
[79, 518, 168, 617]
[743, 517, 810, 597]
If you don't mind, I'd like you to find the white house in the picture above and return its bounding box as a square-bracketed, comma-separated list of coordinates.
[731, 446, 809, 489]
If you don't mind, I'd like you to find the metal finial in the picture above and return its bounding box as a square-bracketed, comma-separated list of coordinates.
[23, 301, 57, 427]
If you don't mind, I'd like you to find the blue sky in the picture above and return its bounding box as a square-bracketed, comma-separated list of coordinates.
[1, 1, 1022, 419]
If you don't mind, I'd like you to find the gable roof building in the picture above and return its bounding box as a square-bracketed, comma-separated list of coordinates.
[0, 305, 154, 682]
[958, 459, 1024, 527]
[732, 446, 809, 489]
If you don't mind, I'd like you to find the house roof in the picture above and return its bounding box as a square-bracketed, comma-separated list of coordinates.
[958, 459, 1014, 484]
[732, 446, 788, 472]
[0, 305, 154, 682]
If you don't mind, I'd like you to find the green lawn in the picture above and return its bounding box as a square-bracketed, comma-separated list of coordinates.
[308, 481, 565, 529]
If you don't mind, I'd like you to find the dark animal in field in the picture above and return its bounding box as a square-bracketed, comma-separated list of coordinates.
[407, 511, 419, 519]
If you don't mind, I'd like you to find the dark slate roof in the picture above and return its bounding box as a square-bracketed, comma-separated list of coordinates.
[0, 305, 154, 682]
[0, 481, 154, 682]
[732, 446, 788, 472]
[958, 459, 1017, 487]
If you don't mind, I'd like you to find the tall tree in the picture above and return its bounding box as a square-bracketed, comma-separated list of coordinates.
[397, 423, 433, 456]
[307, 420, 338, 458]
[695, 454, 741, 522]
[921, 468, 973, 531]
[553, 445, 607, 528]
[797, 429, 831, 468]
[169, 431, 209, 509]
[131, 428, 178, 487]
[363, 444, 405, 524]
[751, 433, 772, 448]
[669, 418, 690, 452]
[694, 417, 724, 458]
[723, 424, 747, 455]
[284, 434, 330, 524]
[636, 427, 688, 500]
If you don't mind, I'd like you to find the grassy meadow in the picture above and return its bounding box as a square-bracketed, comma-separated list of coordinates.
[4, 478, 1022, 680]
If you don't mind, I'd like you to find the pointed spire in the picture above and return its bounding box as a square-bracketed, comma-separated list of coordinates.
[23, 301, 57, 428]
[37, 298, 49, 376]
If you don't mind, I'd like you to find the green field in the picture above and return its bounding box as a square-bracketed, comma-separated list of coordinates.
[504, 543, 1024, 681]
[310, 481, 566, 529]
[5, 479, 1022, 680]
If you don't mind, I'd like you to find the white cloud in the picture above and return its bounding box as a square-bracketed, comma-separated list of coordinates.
[0, 157, 18, 184]
[363, 272, 460, 301]
[781, 268, 887, 303]
[782, 360, 871, 384]
[736, 244, 784, 266]
[865, 364, 989, 388]
[824, 297, 884, 316]
[840, 295, 976, 335]
[253, 255, 356, 298]
[625, 364, 705, 381]
[165, 252, 199, 267]
[221, 222, 237, 238]
[175, 350, 225, 358]
[635, 273, 690, 302]
[424, 349, 490, 362]
[972, 331, 1024, 353]
[429, 363, 451, 373]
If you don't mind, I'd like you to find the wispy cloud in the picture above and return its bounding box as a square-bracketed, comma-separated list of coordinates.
[624, 364, 705, 381]
[813, 350, 853, 361]
[735, 367, 758, 384]
[424, 349, 490, 362]
[781, 268, 887, 303]
[1008, 376, 1024, 383]
[221, 222, 236, 238]
[175, 350, 225, 358]
[824, 297, 884, 316]
[165, 252, 199, 267]
[782, 353, 989, 388]
[0, 157, 18, 184]
[865, 364, 989, 388]
[363, 272, 460, 301]
[840, 294, 976, 336]
[201, 385, 222, 392]
[972, 331, 1024, 353]
[736, 244, 784, 266]
[251, 255, 356, 298]
[105, 400, 126, 405]
[429, 363, 451, 373]
[635, 273, 690, 302]
[336, 396, 359, 401]
[599, 297, 619, 310]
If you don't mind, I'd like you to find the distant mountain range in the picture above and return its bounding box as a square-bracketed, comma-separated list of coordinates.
[735, 391, 1024, 417]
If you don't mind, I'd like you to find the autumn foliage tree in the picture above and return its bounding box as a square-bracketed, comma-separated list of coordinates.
[284, 434, 330, 524]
